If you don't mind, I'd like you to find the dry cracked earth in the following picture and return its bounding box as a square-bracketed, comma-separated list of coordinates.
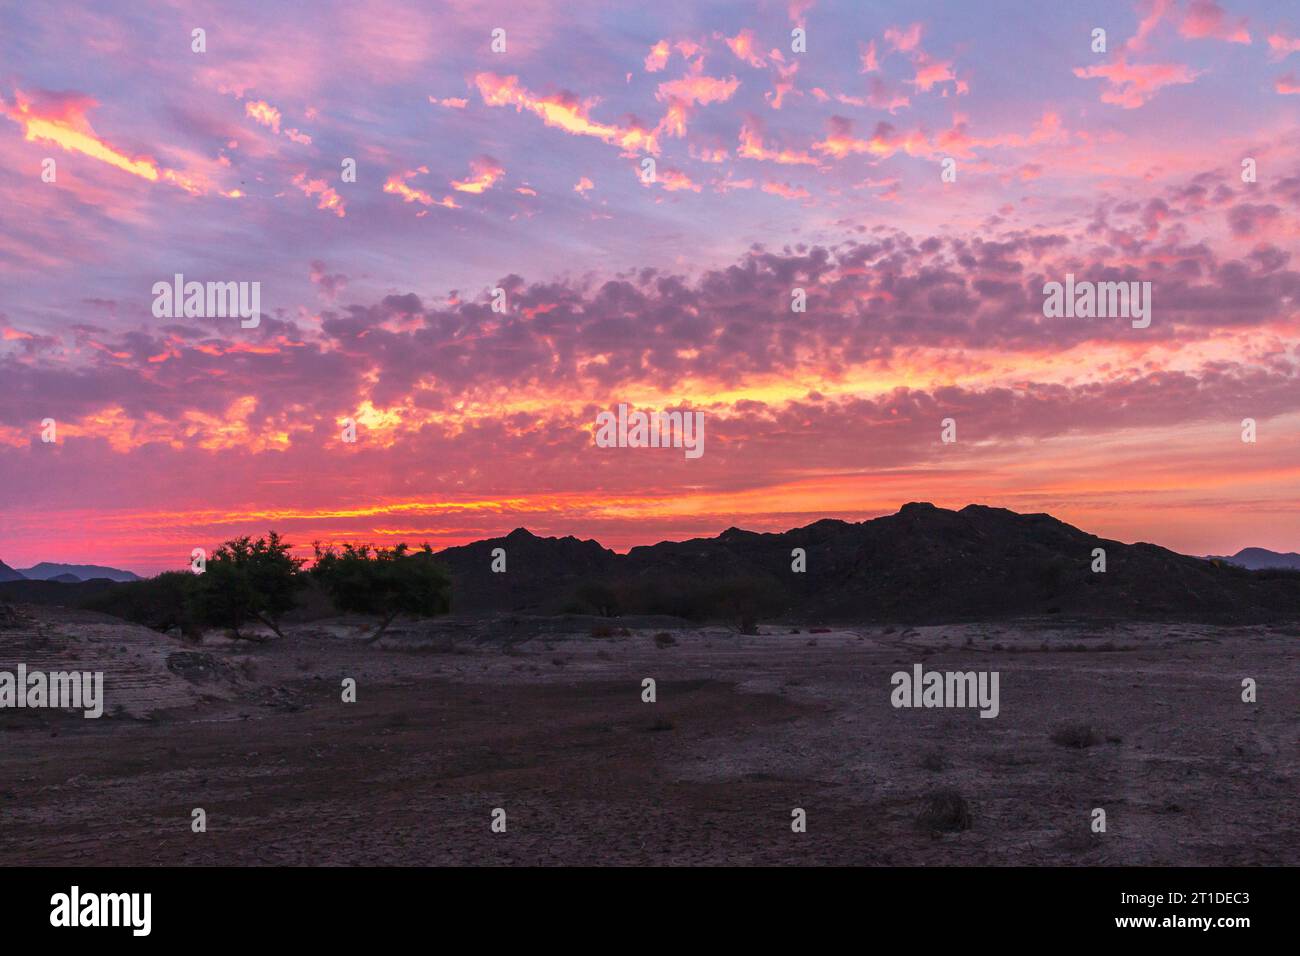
[1, 606, 1296, 865]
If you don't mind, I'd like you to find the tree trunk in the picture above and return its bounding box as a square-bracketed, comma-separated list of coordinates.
[254, 612, 285, 640]
[365, 612, 398, 644]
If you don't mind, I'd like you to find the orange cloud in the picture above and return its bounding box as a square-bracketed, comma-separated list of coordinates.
[814, 116, 889, 159]
[245, 99, 282, 132]
[2, 89, 208, 193]
[451, 155, 505, 194]
[737, 119, 821, 166]
[383, 168, 458, 208]
[645, 39, 671, 72]
[475, 72, 659, 155]
[245, 99, 311, 144]
[1277, 72, 1300, 95]
[813, 116, 930, 161]
[723, 29, 767, 68]
[292, 171, 345, 217]
[656, 167, 701, 192]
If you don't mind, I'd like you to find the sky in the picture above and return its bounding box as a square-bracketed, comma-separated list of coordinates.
[0, 0, 1298, 575]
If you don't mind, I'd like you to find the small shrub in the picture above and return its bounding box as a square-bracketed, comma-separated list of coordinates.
[1051, 723, 1103, 749]
[653, 632, 676, 648]
[916, 789, 971, 831]
[920, 750, 947, 772]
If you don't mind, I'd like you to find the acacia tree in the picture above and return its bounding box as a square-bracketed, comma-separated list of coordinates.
[194, 531, 304, 640]
[575, 581, 620, 617]
[708, 576, 784, 635]
[311, 542, 451, 642]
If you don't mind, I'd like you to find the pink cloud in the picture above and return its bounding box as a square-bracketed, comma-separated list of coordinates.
[1275, 72, 1300, 94]
[1179, 0, 1251, 44]
[860, 39, 879, 73]
[1074, 56, 1199, 107]
[884, 22, 923, 53]
[1266, 32, 1300, 59]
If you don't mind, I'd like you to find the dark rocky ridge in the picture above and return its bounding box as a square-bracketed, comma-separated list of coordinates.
[434, 502, 1300, 623]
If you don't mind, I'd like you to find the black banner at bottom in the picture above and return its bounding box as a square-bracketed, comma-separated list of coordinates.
[0, 866, 1282, 942]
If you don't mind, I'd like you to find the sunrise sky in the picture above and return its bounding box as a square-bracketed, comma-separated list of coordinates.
[1, 0, 1298, 575]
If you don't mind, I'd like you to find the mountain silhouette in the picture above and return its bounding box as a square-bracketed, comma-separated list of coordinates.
[17, 562, 141, 582]
[1207, 547, 1300, 571]
[434, 502, 1300, 622]
[0, 559, 26, 583]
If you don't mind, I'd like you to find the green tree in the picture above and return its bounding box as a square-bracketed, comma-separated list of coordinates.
[194, 532, 304, 640]
[311, 542, 451, 642]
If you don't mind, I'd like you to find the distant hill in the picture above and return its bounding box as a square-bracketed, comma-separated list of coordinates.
[17, 562, 141, 583]
[434, 503, 1300, 623]
[1207, 548, 1300, 571]
[0, 578, 121, 606]
[0, 560, 26, 583]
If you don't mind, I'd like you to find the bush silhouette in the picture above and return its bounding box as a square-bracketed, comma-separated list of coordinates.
[311, 542, 450, 642]
[83, 570, 202, 636]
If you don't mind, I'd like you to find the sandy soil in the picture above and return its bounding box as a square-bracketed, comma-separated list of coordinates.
[1, 607, 1296, 865]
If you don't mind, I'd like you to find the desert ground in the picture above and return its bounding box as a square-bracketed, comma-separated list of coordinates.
[1, 605, 1295, 865]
